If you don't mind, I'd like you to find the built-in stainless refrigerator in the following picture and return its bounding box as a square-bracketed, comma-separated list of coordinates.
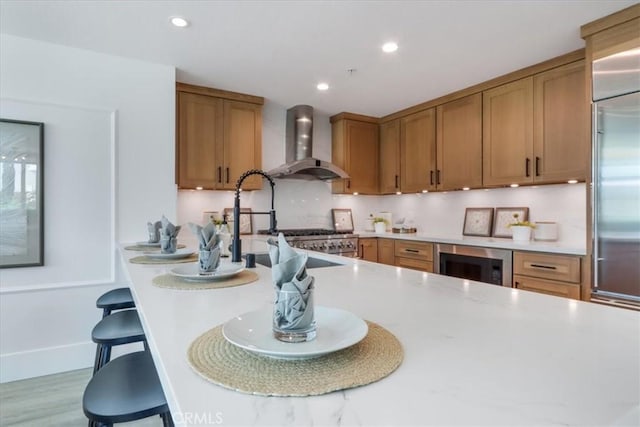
[592, 47, 640, 303]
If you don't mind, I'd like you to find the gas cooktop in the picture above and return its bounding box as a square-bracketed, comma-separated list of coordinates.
[257, 228, 352, 237]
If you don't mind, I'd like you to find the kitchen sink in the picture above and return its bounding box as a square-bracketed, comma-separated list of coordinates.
[245, 253, 344, 269]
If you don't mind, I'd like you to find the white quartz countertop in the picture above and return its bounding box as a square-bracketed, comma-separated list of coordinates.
[120, 239, 637, 426]
[355, 230, 587, 255]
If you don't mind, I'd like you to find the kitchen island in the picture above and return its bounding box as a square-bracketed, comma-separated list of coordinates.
[119, 239, 638, 426]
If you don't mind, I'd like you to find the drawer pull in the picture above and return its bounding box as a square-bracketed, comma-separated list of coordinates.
[405, 249, 420, 253]
[530, 263, 556, 270]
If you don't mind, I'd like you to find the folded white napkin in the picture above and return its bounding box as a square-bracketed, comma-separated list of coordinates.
[268, 233, 315, 330]
[160, 215, 181, 253]
[147, 220, 162, 243]
[189, 222, 221, 271]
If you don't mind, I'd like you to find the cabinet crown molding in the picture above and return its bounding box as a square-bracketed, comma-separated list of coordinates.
[176, 82, 264, 105]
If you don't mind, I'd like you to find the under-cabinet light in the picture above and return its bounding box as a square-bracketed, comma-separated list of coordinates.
[567, 179, 578, 184]
[510, 183, 519, 188]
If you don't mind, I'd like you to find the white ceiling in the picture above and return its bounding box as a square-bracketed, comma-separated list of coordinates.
[0, 0, 636, 117]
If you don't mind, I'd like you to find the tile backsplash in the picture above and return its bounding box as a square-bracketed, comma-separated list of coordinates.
[177, 182, 586, 249]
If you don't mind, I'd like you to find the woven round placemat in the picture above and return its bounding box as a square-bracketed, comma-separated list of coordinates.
[124, 244, 186, 252]
[152, 270, 259, 290]
[187, 321, 403, 397]
[129, 255, 198, 264]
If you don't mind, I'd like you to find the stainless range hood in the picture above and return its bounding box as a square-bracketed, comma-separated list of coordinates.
[268, 105, 349, 181]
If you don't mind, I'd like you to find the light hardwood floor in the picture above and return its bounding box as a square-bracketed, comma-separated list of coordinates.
[0, 368, 162, 426]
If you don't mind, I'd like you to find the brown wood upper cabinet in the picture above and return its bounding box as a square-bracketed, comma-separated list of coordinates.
[483, 61, 587, 187]
[400, 108, 436, 193]
[331, 116, 379, 194]
[176, 83, 263, 190]
[482, 77, 534, 187]
[533, 60, 587, 183]
[436, 93, 483, 190]
[379, 120, 401, 194]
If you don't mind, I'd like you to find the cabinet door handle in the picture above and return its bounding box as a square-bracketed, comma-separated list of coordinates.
[347, 180, 351, 189]
[430, 170, 434, 185]
[226, 167, 230, 183]
[535, 157, 541, 177]
[395, 175, 399, 189]
[405, 248, 420, 253]
[530, 263, 556, 270]
[525, 158, 531, 177]
[360, 244, 364, 257]
[436, 169, 441, 185]
[217, 167, 222, 183]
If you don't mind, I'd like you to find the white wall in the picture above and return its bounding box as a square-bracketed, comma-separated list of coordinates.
[178, 102, 586, 249]
[0, 35, 175, 382]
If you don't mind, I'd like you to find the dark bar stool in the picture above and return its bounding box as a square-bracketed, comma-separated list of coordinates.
[92, 309, 146, 374]
[96, 288, 135, 318]
[83, 350, 174, 427]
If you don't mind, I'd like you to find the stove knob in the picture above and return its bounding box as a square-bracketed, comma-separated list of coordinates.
[298, 243, 306, 249]
[319, 242, 327, 251]
[346, 241, 354, 249]
[338, 242, 345, 249]
[310, 243, 317, 250]
[328, 242, 336, 250]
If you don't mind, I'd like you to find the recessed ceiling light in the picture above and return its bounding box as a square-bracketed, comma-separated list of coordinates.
[317, 82, 329, 91]
[382, 42, 398, 53]
[170, 16, 189, 27]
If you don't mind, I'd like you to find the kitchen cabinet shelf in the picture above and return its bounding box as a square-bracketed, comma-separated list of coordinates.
[176, 83, 263, 190]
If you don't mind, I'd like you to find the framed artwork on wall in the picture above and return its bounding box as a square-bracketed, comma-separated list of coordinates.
[462, 208, 494, 237]
[0, 119, 45, 268]
[332, 208, 354, 232]
[224, 208, 252, 235]
[492, 207, 530, 238]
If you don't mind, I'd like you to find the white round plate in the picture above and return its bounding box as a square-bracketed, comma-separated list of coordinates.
[169, 263, 245, 281]
[222, 306, 368, 360]
[144, 248, 194, 260]
[135, 241, 161, 247]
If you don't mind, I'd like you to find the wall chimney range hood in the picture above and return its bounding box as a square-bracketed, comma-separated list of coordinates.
[268, 105, 349, 181]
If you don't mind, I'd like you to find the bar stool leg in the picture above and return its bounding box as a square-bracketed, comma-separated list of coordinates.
[93, 344, 103, 375]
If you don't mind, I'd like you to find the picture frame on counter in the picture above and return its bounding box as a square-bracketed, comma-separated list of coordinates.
[223, 208, 252, 235]
[332, 208, 354, 232]
[462, 208, 494, 237]
[492, 207, 529, 238]
[0, 119, 45, 268]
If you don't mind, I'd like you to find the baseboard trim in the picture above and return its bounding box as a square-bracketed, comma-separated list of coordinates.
[0, 340, 145, 383]
[0, 341, 95, 383]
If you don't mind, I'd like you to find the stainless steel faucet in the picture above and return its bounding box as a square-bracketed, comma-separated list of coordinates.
[231, 169, 277, 262]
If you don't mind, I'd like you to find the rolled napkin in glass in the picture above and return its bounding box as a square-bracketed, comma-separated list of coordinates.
[160, 215, 181, 254]
[147, 220, 162, 243]
[188, 222, 221, 273]
[268, 233, 316, 343]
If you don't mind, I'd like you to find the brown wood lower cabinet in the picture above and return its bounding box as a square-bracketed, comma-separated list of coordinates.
[377, 238, 395, 265]
[394, 240, 433, 273]
[513, 251, 582, 300]
[358, 238, 378, 262]
[514, 275, 581, 299]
